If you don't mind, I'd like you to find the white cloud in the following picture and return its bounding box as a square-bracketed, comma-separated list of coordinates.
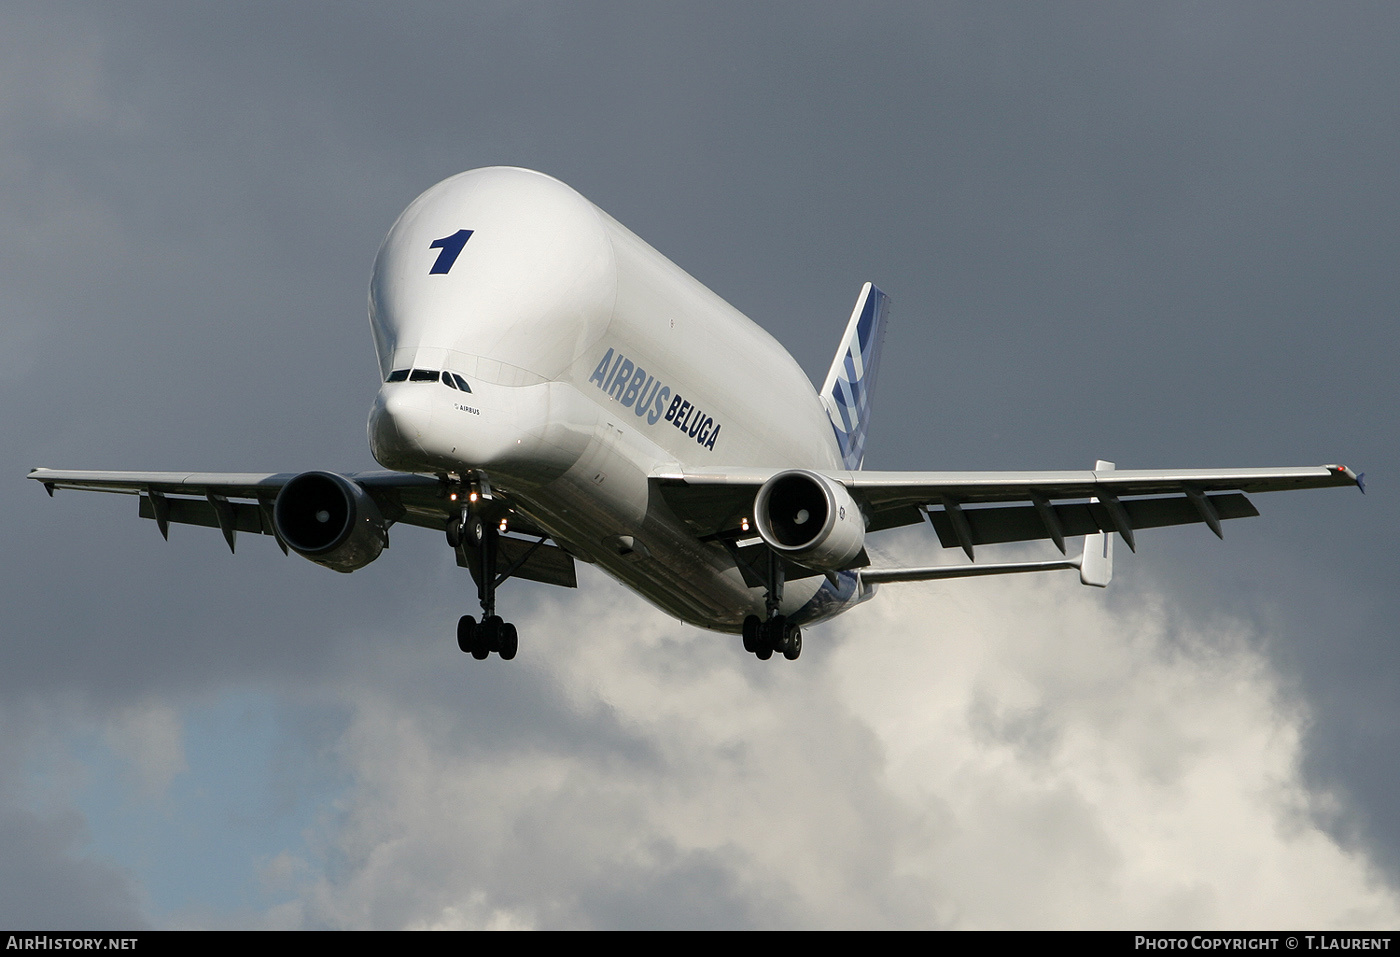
[832, 572, 1398, 928]
[103, 701, 188, 800]
[260, 550, 1400, 929]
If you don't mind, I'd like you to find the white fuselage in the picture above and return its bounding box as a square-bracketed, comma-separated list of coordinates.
[365, 167, 858, 630]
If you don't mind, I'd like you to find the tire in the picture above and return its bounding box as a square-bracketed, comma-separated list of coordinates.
[742, 615, 762, 653]
[499, 622, 518, 660]
[482, 615, 504, 653]
[472, 616, 498, 659]
[763, 615, 786, 650]
[456, 615, 477, 653]
[783, 624, 802, 661]
[463, 516, 485, 548]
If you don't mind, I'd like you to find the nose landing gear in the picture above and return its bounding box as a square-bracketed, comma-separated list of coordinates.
[448, 500, 525, 662]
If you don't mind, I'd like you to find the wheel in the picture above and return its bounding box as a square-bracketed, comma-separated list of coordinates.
[472, 615, 498, 659]
[456, 615, 477, 653]
[462, 515, 485, 548]
[762, 615, 786, 650]
[499, 622, 518, 660]
[742, 615, 762, 653]
[480, 615, 503, 653]
[755, 643, 773, 661]
[783, 624, 802, 660]
[447, 514, 484, 549]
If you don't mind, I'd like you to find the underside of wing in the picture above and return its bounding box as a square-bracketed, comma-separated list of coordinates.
[653, 462, 1362, 558]
[28, 467, 575, 587]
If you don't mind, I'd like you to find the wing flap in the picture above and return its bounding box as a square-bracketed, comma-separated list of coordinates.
[926, 492, 1260, 549]
[138, 493, 271, 536]
[845, 465, 1359, 508]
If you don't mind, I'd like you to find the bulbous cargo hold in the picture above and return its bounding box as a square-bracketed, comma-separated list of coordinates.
[273, 472, 388, 572]
[368, 167, 617, 388]
[753, 469, 866, 570]
[366, 166, 844, 478]
[362, 166, 855, 634]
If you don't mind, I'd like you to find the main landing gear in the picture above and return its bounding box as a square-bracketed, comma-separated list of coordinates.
[742, 548, 802, 660]
[448, 507, 520, 661]
[742, 613, 802, 660]
[457, 613, 518, 660]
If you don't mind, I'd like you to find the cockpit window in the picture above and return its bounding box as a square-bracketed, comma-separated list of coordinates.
[396, 367, 472, 391]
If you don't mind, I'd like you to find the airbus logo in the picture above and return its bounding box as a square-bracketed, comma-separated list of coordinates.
[588, 347, 722, 451]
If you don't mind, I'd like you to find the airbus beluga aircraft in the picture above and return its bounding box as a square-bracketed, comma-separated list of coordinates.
[30, 167, 1363, 662]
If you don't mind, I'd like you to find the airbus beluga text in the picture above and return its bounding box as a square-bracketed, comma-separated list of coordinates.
[30, 167, 1363, 662]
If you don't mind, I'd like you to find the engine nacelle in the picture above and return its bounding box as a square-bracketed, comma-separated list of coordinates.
[753, 469, 866, 570]
[273, 471, 387, 572]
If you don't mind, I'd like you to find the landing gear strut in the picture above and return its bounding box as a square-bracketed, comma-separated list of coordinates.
[742, 549, 802, 660]
[449, 504, 521, 661]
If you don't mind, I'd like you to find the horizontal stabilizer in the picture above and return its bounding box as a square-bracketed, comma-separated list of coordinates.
[1078, 459, 1116, 585]
[861, 555, 1082, 584]
[1079, 528, 1113, 587]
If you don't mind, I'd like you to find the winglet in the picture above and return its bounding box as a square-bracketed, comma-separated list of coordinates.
[1329, 464, 1364, 493]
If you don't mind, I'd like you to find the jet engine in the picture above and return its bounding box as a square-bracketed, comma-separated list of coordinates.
[273, 471, 388, 572]
[753, 469, 865, 570]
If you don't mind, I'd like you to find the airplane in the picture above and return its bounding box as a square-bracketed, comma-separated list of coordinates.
[28, 166, 1363, 663]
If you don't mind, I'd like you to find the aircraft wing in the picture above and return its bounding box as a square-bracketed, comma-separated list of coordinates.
[28, 467, 441, 536]
[26, 467, 575, 587]
[653, 463, 1363, 557]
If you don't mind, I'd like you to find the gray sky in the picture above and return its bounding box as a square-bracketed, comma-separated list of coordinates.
[2, 2, 1397, 929]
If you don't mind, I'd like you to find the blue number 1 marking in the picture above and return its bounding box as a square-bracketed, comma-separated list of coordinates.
[428, 229, 473, 274]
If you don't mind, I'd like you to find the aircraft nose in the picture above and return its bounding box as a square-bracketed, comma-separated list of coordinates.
[367, 385, 432, 470]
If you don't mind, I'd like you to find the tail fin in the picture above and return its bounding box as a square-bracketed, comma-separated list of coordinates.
[820, 283, 891, 470]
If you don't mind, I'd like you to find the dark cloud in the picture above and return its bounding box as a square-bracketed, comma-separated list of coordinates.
[0, 803, 148, 929]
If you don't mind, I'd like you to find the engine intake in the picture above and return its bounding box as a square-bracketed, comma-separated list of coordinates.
[753, 469, 865, 570]
[273, 471, 387, 572]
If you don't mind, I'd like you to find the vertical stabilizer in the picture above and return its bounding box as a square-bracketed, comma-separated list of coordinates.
[820, 283, 891, 470]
